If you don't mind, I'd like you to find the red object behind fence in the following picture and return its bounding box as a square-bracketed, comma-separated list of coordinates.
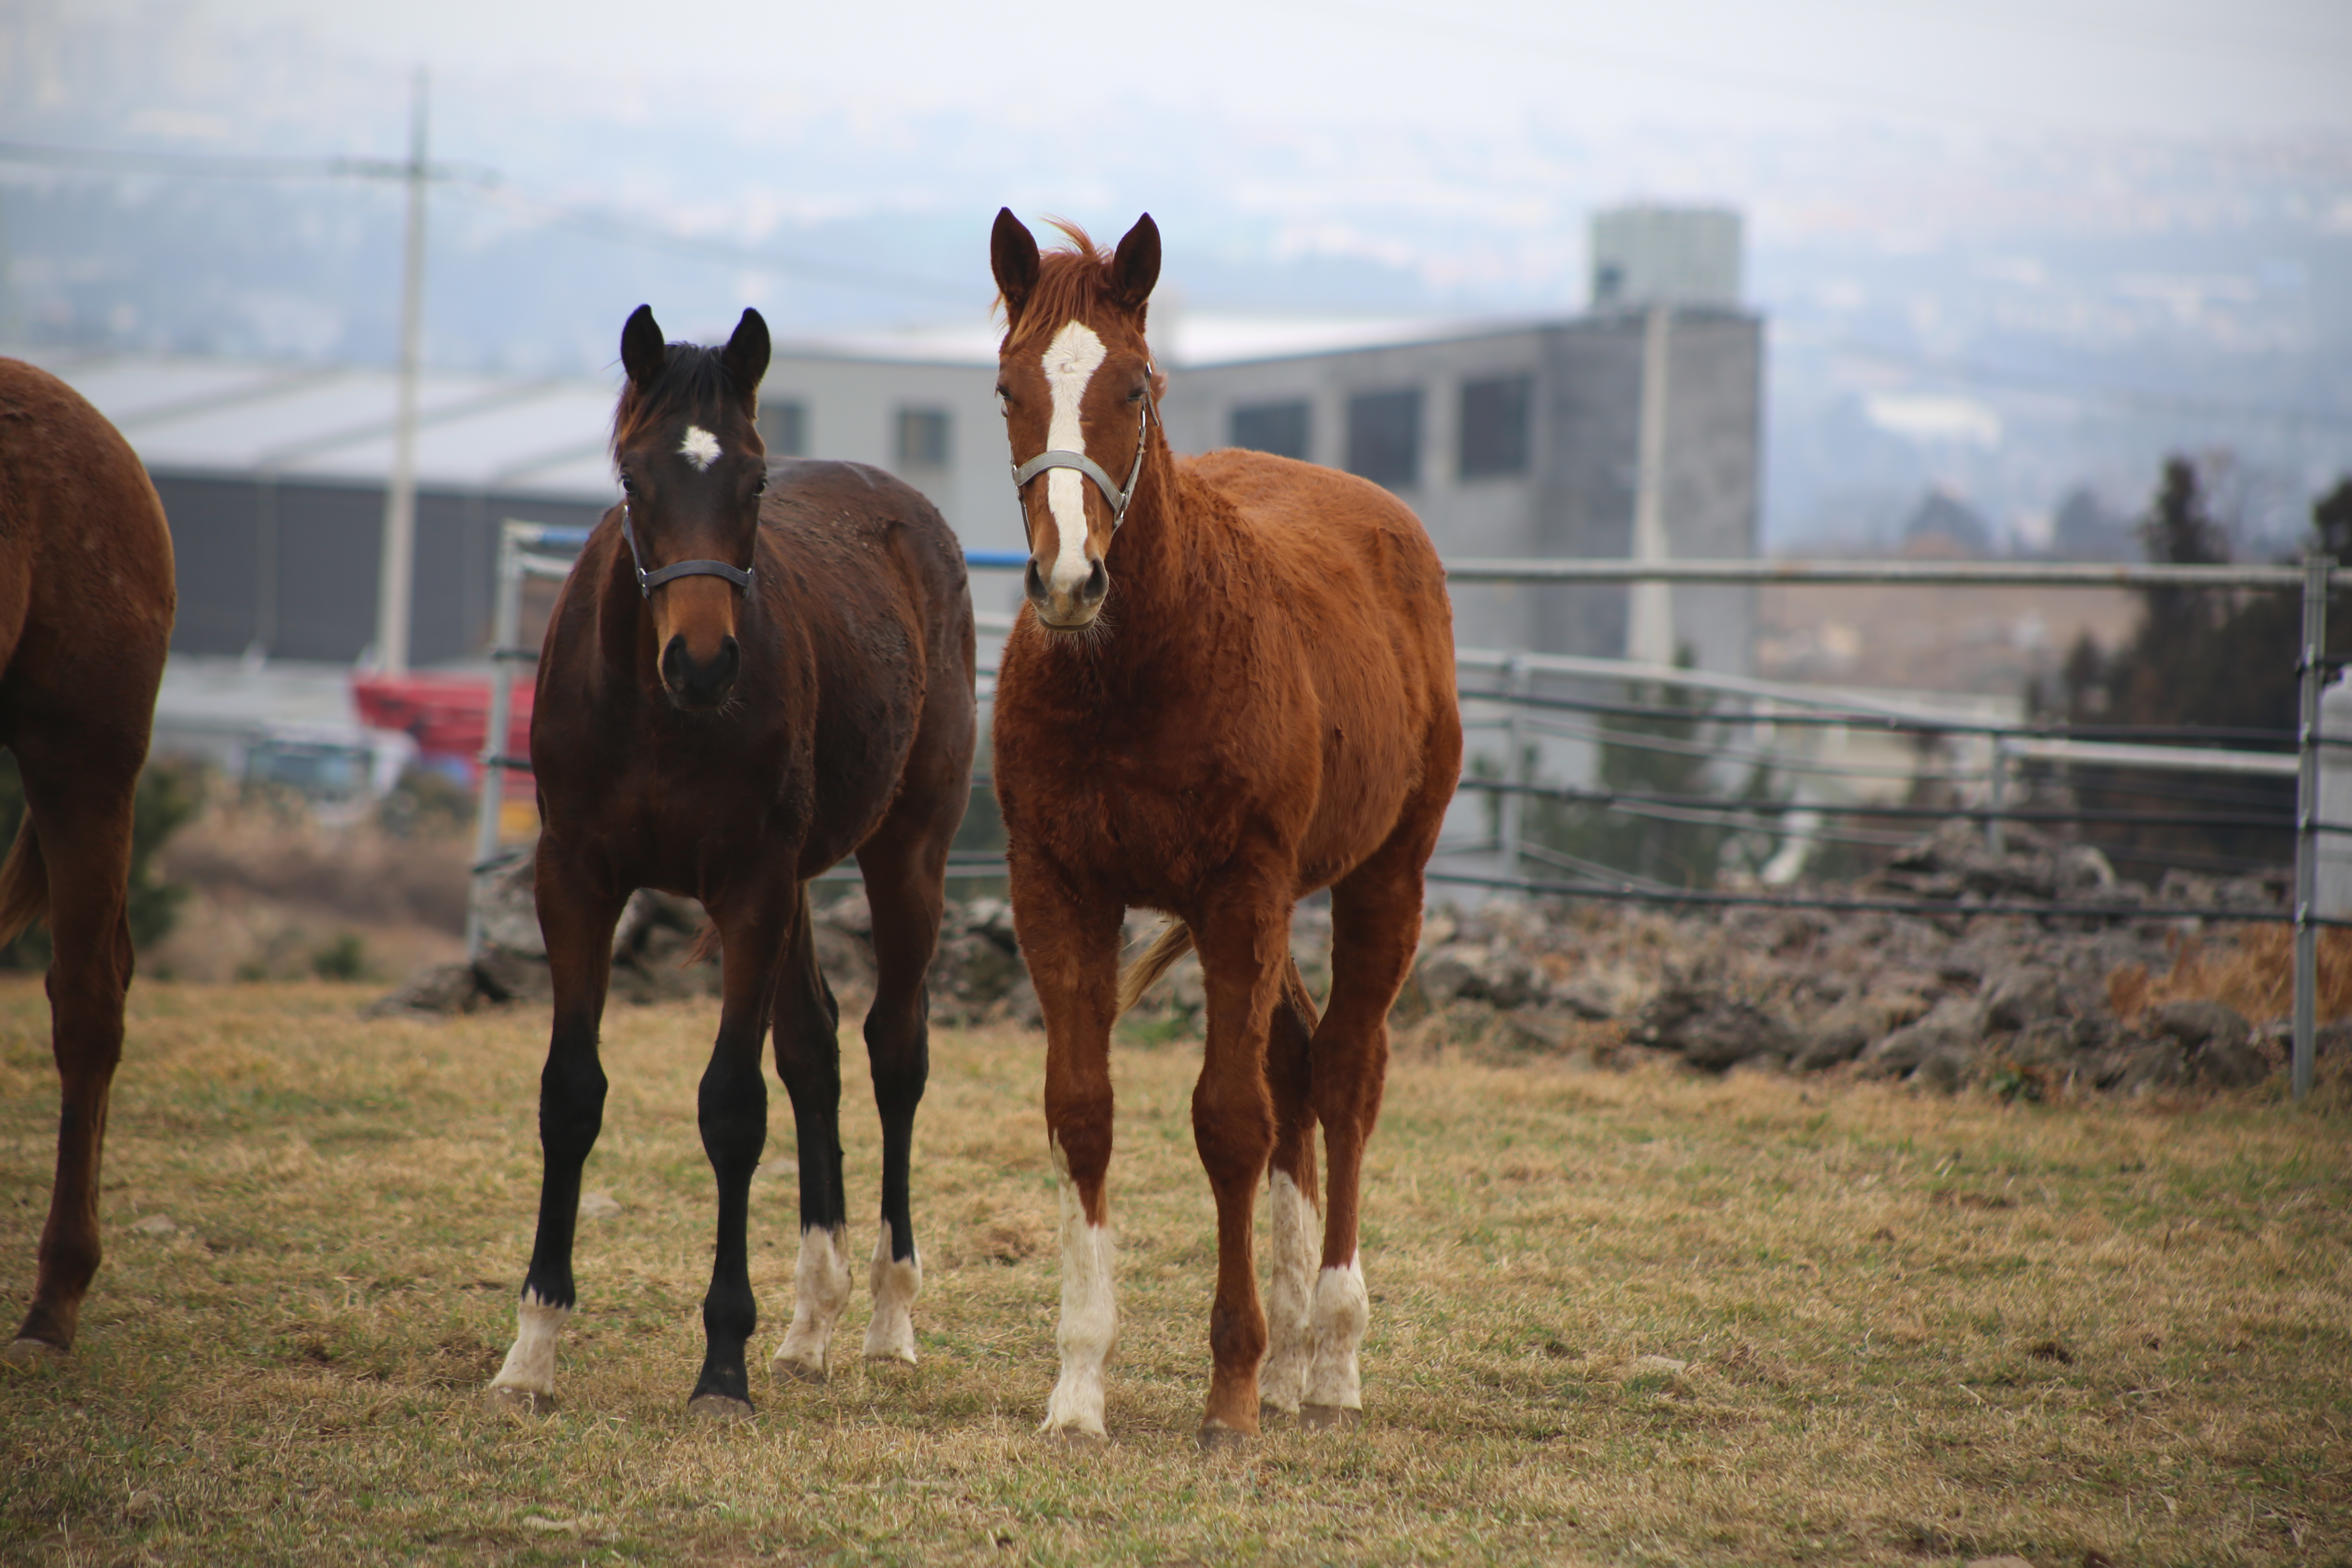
[351, 672, 533, 786]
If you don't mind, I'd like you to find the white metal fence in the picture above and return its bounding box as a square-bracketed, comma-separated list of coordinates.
[468, 523, 2339, 1100]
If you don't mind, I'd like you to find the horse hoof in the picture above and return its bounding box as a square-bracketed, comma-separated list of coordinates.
[486, 1386, 556, 1416]
[1299, 1403, 1360, 1431]
[1045, 1426, 1108, 1451]
[863, 1348, 918, 1369]
[1258, 1401, 1298, 1428]
[1196, 1423, 1252, 1454]
[771, 1355, 827, 1385]
[687, 1393, 757, 1422]
[2, 1338, 64, 1369]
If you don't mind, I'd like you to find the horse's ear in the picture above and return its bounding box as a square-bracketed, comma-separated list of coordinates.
[724, 308, 770, 401]
[621, 304, 666, 387]
[991, 207, 1040, 326]
[1110, 214, 1161, 311]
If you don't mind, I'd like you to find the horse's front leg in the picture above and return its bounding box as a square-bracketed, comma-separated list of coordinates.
[1011, 861, 1125, 1444]
[688, 880, 792, 1417]
[489, 845, 625, 1412]
[1187, 866, 1289, 1448]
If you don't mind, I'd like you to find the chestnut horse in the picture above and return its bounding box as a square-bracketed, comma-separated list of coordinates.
[987, 212, 1461, 1447]
[0, 360, 175, 1361]
[487, 306, 976, 1417]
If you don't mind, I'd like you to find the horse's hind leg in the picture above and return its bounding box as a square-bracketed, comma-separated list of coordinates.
[1187, 866, 1290, 1446]
[489, 846, 624, 1412]
[1303, 814, 1441, 1428]
[853, 802, 956, 1366]
[1259, 960, 1320, 1420]
[769, 883, 851, 1383]
[6, 737, 139, 1356]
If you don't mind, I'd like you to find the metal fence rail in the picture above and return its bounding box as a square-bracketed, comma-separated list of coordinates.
[469, 523, 2340, 1100]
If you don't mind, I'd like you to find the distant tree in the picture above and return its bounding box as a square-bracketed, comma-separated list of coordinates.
[0, 753, 206, 967]
[2031, 457, 2352, 874]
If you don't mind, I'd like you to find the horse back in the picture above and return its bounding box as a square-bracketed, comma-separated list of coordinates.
[757, 461, 976, 873]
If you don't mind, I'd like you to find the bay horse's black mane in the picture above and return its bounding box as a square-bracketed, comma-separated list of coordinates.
[611, 342, 747, 454]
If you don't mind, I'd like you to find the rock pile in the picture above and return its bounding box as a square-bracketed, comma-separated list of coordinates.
[373, 822, 2318, 1097]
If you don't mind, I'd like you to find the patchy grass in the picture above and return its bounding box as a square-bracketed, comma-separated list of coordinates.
[1, 979, 2348, 1566]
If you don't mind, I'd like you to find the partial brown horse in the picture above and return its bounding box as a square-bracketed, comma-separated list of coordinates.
[487, 306, 976, 1416]
[0, 360, 175, 1360]
[987, 212, 1461, 1447]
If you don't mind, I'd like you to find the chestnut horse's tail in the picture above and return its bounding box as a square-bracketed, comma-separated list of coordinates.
[0, 817, 48, 950]
[1115, 918, 1195, 1018]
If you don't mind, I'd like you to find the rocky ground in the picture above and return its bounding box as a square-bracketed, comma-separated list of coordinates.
[378, 820, 2333, 1099]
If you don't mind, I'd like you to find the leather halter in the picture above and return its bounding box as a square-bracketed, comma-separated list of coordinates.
[621, 503, 755, 599]
[1008, 375, 1158, 532]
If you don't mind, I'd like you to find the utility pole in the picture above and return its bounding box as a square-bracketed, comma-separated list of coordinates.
[374, 69, 429, 675]
[1625, 303, 1676, 668]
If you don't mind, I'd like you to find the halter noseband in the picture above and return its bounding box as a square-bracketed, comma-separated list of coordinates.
[621, 503, 755, 599]
[1008, 376, 1158, 532]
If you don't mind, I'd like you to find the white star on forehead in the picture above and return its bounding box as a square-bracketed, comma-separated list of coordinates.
[679, 425, 722, 471]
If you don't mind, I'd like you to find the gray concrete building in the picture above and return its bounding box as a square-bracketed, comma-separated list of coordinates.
[1158, 304, 1764, 675]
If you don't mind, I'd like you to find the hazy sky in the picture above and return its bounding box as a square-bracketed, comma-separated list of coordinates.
[199, 0, 2352, 140]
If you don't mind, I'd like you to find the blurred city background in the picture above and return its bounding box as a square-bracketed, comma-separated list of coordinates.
[3, 0, 2348, 987]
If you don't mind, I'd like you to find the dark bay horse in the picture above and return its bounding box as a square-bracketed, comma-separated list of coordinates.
[0, 359, 175, 1361]
[488, 306, 976, 1417]
[987, 212, 1462, 1447]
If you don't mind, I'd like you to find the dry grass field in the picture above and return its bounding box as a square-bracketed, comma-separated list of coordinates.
[1, 980, 2348, 1566]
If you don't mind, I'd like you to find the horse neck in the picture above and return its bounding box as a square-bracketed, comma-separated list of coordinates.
[1098, 435, 1194, 644]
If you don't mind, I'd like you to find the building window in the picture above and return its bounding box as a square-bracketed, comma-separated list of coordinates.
[1346, 388, 1421, 488]
[1230, 399, 1310, 460]
[1459, 374, 1532, 479]
[895, 407, 951, 470]
[759, 399, 806, 458]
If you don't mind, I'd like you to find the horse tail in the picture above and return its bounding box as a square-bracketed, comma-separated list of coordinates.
[1115, 918, 1195, 1018]
[0, 816, 48, 950]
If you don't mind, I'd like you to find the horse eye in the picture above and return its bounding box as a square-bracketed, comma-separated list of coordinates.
[620, 472, 636, 494]
[753, 476, 766, 496]
[1127, 386, 1145, 403]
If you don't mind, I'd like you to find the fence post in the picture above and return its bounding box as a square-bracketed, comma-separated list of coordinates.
[1502, 654, 1530, 883]
[1986, 736, 2010, 857]
[464, 522, 525, 960]
[2294, 552, 2331, 1102]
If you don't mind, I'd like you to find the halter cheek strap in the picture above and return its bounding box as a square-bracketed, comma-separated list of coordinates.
[621, 503, 755, 599]
[1008, 376, 1158, 530]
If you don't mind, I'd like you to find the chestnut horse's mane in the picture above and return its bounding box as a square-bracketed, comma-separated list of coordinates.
[998, 219, 1133, 344]
[611, 342, 744, 456]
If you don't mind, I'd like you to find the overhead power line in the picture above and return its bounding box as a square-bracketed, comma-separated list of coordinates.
[0, 138, 971, 305]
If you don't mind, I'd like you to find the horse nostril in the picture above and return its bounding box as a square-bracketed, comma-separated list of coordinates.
[661, 635, 688, 690]
[1024, 559, 1048, 608]
[1084, 559, 1108, 604]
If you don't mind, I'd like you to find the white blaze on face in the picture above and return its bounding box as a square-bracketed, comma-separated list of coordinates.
[1040, 320, 1107, 597]
[488, 1286, 570, 1398]
[679, 425, 722, 472]
[1041, 1134, 1117, 1439]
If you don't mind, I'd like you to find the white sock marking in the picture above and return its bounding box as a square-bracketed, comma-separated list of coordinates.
[1040, 320, 1106, 598]
[488, 1286, 570, 1397]
[1303, 1256, 1369, 1411]
[862, 1218, 923, 1365]
[1261, 1171, 1318, 1414]
[771, 1224, 852, 1381]
[679, 424, 722, 471]
[1042, 1136, 1117, 1438]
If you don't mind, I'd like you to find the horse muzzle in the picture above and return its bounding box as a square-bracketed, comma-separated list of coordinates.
[660, 633, 741, 709]
[1026, 557, 1108, 631]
